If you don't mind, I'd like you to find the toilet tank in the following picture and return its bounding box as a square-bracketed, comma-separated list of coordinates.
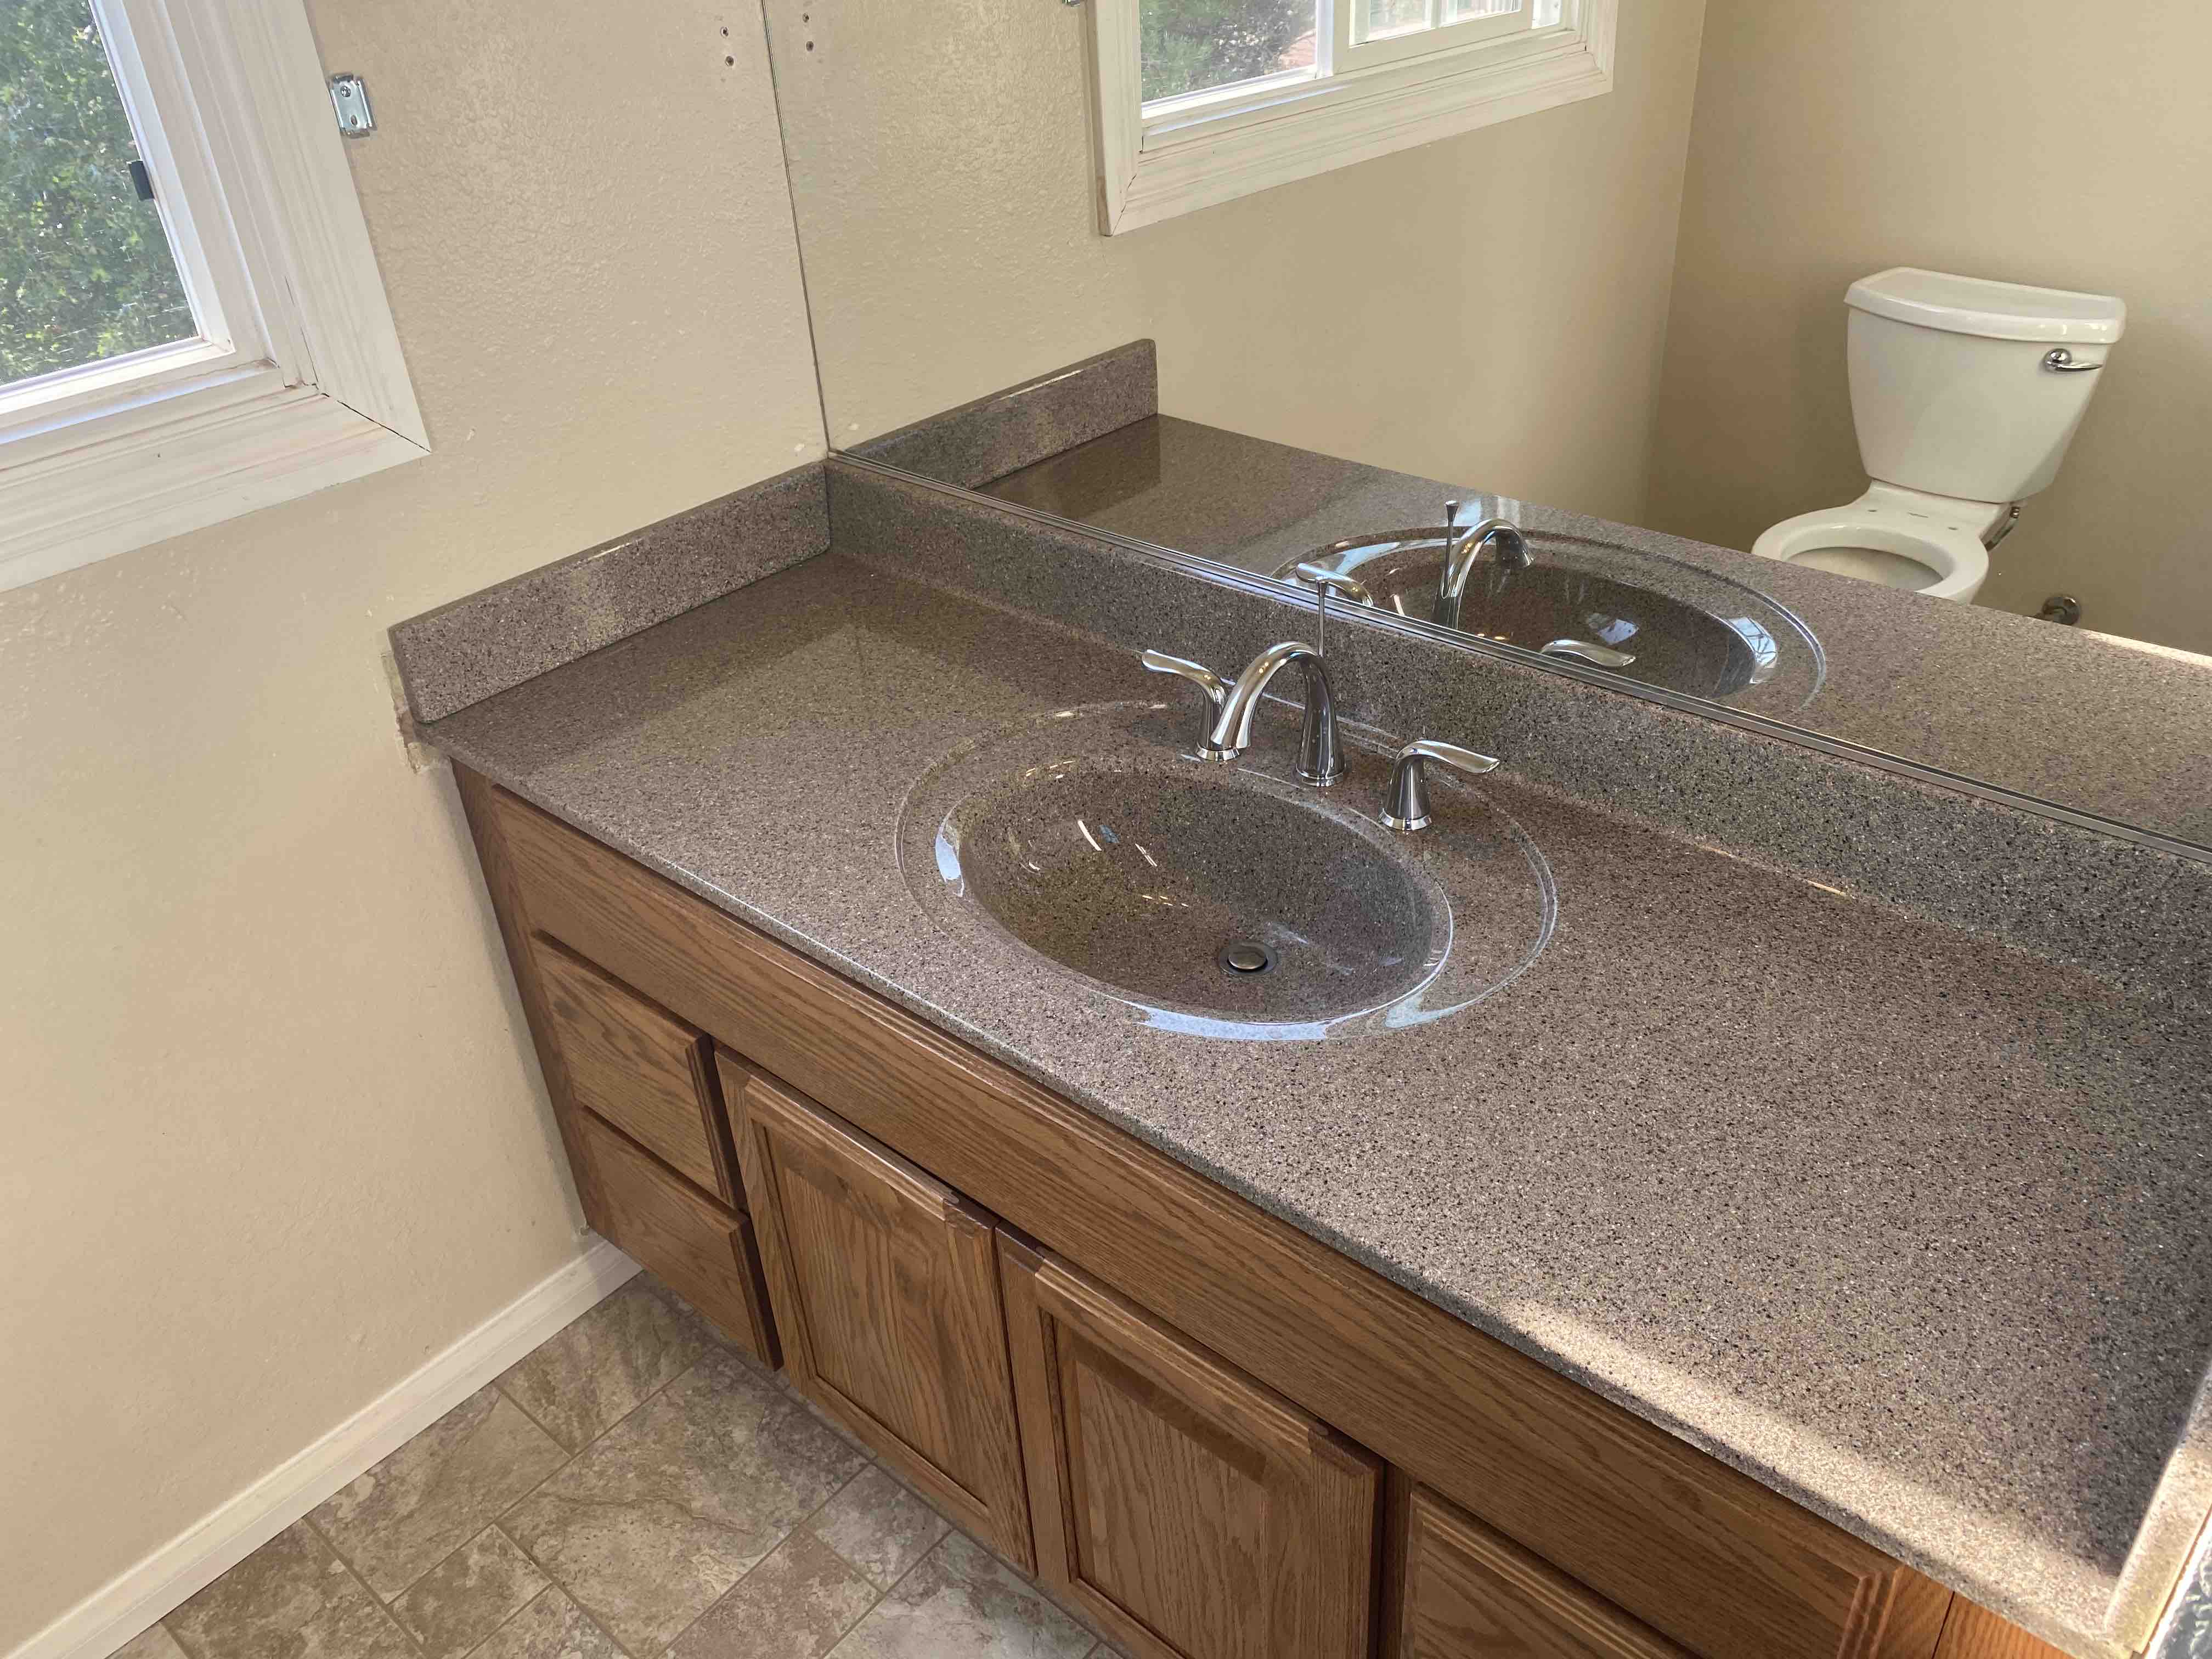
[1846, 268, 2125, 503]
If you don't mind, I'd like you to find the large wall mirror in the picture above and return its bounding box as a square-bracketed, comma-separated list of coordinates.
[761, 0, 2212, 856]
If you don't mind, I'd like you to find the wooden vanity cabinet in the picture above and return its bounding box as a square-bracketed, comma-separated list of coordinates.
[997, 1233, 1381, 1659]
[1391, 1482, 1690, 1659]
[459, 770, 2074, 1659]
[724, 1057, 1035, 1572]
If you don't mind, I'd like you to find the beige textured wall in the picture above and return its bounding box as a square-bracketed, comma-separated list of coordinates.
[0, 2, 822, 1648]
[1647, 1, 2212, 652]
[771, 0, 1709, 528]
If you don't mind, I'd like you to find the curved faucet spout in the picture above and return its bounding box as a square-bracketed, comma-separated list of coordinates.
[1435, 515, 1532, 631]
[1205, 640, 1321, 758]
[1203, 640, 1344, 787]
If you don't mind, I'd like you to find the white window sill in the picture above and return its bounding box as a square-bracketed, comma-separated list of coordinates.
[0, 380, 425, 591]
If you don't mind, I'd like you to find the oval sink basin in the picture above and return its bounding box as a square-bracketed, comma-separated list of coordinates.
[1278, 529, 1822, 709]
[897, 703, 1554, 1040]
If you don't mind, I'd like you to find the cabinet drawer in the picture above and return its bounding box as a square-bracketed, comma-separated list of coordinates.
[488, 780, 1938, 1659]
[998, 1234, 1379, 1659]
[534, 936, 736, 1204]
[574, 1108, 777, 1367]
[727, 1058, 1033, 1570]
[1397, 1485, 1688, 1659]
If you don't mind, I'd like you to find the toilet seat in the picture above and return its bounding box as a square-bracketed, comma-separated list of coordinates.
[1751, 483, 1993, 603]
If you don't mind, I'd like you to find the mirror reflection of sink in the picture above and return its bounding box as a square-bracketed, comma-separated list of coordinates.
[896, 703, 1555, 1041]
[1277, 529, 1823, 708]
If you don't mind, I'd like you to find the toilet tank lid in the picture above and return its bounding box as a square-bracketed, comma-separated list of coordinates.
[1847, 267, 2126, 344]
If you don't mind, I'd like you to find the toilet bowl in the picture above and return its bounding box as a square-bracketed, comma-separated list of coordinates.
[1752, 267, 2124, 605]
[1753, 482, 2001, 603]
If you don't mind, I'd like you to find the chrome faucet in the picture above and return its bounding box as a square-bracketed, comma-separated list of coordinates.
[1142, 567, 1352, 786]
[1434, 498, 1531, 631]
[1145, 635, 1345, 786]
[1207, 640, 1345, 786]
[1380, 738, 1501, 832]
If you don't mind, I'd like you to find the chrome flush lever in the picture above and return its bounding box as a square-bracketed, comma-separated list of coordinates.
[1139, 650, 1228, 752]
[1380, 738, 1502, 833]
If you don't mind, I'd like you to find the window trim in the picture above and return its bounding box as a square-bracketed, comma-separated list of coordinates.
[1087, 0, 1616, 235]
[0, 0, 426, 592]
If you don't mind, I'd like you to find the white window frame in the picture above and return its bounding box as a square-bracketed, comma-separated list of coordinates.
[1, 0, 426, 592]
[1087, 0, 1615, 235]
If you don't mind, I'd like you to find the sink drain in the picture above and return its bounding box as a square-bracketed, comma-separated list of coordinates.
[1219, 941, 1274, 975]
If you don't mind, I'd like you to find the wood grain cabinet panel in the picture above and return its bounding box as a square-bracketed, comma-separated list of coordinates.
[1395, 1483, 1691, 1659]
[997, 1232, 1379, 1659]
[1930, 1602, 2069, 1659]
[725, 1058, 1033, 1570]
[572, 1108, 777, 1366]
[534, 935, 736, 1202]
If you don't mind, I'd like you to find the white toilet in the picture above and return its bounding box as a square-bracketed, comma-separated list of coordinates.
[1752, 267, 2125, 604]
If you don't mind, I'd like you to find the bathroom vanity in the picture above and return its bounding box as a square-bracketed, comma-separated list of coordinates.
[402, 523, 2212, 1659]
[457, 768, 1949, 1659]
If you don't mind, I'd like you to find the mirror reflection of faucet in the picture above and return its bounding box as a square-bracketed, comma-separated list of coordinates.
[1434, 498, 1532, 631]
[1539, 638, 1637, 668]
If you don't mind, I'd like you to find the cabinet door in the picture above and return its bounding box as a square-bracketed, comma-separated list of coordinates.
[1394, 1484, 1689, 1659]
[726, 1057, 1032, 1570]
[997, 1233, 1379, 1659]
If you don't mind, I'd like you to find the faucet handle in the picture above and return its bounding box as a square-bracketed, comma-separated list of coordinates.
[1291, 563, 1373, 659]
[1538, 637, 1636, 668]
[1381, 738, 1502, 833]
[1140, 650, 1229, 751]
[1292, 563, 1374, 608]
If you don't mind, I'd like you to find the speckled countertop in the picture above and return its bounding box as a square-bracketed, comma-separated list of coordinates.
[424, 554, 2212, 1658]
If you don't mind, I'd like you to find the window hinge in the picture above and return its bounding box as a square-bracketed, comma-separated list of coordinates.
[328, 72, 376, 137]
[128, 159, 155, 200]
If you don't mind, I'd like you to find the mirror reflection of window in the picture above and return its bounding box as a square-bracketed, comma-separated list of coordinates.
[1364, 0, 1429, 40]
[1138, 0, 1319, 104]
[1136, 0, 1571, 110]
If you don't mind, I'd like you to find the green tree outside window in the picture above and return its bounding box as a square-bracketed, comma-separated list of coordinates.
[2, 0, 196, 385]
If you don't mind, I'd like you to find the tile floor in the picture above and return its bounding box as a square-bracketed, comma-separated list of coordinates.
[127, 1275, 1122, 1659]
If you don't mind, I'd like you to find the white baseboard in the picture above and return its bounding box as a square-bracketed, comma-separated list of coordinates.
[10, 1236, 640, 1659]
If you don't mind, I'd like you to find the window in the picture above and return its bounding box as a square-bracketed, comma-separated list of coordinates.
[0, 0, 424, 592]
[1090, 0, 1612, 233]
[1, 3, 195, 386]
